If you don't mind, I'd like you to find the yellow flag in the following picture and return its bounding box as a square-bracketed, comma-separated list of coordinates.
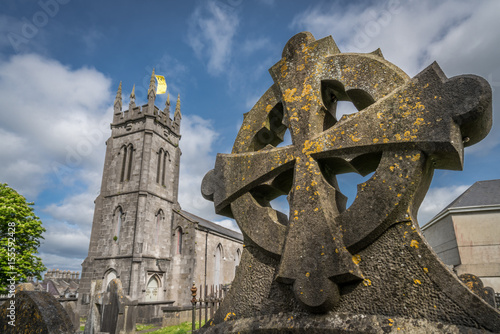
[155, 75, 167, 94]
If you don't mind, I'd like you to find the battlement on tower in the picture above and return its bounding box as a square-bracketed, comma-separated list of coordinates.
[111, 70, 182, 136]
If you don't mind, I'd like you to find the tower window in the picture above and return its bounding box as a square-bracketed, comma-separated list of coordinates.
[156, 149, 163, 184]
[156, 149, 170, 186]
[120, 144, 134, 182]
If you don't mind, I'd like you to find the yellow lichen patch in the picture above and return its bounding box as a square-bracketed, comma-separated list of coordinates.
[302, 84, 313, 97]
[305, 272, 310, 277]
[265, 104, 273, 113]
[410, 240, 419, 248]
[404, 131, 411, 137]
[423, 267, 429, 273]
[411, 153, 421, 161]
[350, 134, 362, 142]
[314, 207, 319, 212]
[363, 279, 372, 286]
[297, 63, 305, 71]
[224, 312, 236, 321]
[394, 133, 402, 141]
[302, 140, 323, 155]
[281, 63, 288, 78]
[388, 319, 394, 326]
[414, 279, 421, 285]
[373, 138, 379, 143]
[352, 254, 361, 265]
[284, 88, 298, 103]
[413, 117, 424, 126]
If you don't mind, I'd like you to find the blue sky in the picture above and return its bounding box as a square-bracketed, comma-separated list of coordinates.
[1, 0, 499, 272]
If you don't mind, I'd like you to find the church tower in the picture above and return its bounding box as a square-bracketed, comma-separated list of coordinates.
[79, 71, 182, 313]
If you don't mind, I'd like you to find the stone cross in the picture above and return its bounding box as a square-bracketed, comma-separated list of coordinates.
[201, 32, 499, 332]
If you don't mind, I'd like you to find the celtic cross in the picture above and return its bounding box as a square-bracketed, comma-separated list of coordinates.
[202, 32, 491, 313]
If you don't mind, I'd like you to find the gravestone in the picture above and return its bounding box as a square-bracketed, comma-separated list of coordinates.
[64, 300, 81, 332]
[201, 32, 500, 333]
[0, 290, 74, 334]
[84, 278, 138, 334]
[459, 273, 497, 308]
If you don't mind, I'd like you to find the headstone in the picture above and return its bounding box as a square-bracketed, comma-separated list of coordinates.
[64, 301, 81, 332]
[0, 290, 74, 334]
[459, 273, 497, 308]
[200, 32, 500, 332]
[84, 278, 138, 334]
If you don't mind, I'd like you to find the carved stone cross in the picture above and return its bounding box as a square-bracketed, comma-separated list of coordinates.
[202, 32, 491, 314]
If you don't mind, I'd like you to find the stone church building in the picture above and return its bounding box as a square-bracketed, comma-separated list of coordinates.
[77, 72, 243, 322]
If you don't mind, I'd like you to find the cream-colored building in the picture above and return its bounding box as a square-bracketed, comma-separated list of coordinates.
[422, 179, 500, 292]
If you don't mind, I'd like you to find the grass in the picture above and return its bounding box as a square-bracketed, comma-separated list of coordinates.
[79, 320, 205, 333]
[136, 323, 157, 331]
[144, 321, 205, 334]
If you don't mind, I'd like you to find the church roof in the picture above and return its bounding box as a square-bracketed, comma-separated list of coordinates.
[177, 210, 243, 242]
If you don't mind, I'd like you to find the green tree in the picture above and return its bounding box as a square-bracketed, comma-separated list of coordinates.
[0, 183, 46, 293]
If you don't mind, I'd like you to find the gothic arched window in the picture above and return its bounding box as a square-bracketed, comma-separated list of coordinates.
[156, 149, 164, 184]
[103, 269, 117, 291]
[120, 144, 134, 182]
[114, 207, 123, 243]
[175, 227, 183, 254]
[156, 149, 170, 186]
[162, 151, 168, 186]
[214, 244, 223, 287]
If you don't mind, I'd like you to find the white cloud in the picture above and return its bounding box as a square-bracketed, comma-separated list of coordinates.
[417, 184, 470, 226]
[43, 191, 96, 228]
[0, 53, 112, 271]
[0, 53, 112, 197]
[187, 0, 240, 75]
[40, 222, 90, 259]
[240, 37, 272, 55]
[177, 115, 221, 220]
[38, 253, 85, 273]
[214, 219, 240, 232]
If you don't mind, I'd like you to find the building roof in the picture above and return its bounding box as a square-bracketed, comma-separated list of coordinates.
[177, 210, 243, 242]
[422, 179, 500, 230]
[442, 179, 500, 210]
